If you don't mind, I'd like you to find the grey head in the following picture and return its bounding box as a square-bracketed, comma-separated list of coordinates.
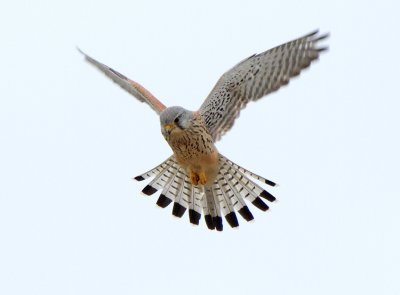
[160, 106, 193, 139]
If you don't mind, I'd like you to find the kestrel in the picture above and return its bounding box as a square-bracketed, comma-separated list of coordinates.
[79, 30, 328, 231]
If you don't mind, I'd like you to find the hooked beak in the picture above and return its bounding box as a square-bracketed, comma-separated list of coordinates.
[163, 123, 175, 138]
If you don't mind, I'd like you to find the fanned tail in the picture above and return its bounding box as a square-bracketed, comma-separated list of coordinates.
[134, 156, 202, 223]
[134, 154, 277, 231]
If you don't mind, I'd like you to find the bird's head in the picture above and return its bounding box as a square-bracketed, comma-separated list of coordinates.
[160, 106, 193, 140]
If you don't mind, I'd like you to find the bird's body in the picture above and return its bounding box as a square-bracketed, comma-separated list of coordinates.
[161, 109, 219, 186]
[79, 30, 328, 231]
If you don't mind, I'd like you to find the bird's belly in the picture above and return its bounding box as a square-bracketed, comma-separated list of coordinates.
[177, 150, 219, 186]
[171, 141, 219, 186]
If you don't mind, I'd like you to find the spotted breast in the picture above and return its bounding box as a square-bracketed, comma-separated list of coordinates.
[167, 114, 219, 186]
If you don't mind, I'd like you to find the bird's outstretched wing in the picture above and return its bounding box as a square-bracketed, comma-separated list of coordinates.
[78, 49, 166, 114]
[199, 30, 328, 141]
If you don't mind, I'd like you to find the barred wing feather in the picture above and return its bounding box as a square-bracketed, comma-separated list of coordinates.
[199, 30, 328, 141]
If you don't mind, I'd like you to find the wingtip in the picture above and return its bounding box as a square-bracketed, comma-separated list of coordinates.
[306, 29, 320, 37]
[315, 31, 330, 41]
[304, 29, 330, 43]
[314, 31, 330, 52]
[76, 47, 89, 58]
[317, 46, 329, 53]
[76, 46, 84, 54]
[76, 48, 99, 64]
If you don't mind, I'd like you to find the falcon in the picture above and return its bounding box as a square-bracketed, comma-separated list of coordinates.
[79, 30, 328, 231]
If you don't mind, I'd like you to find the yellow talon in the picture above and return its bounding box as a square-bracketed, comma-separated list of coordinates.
[199, 171, 207, 185]
[190, 171, 199, 186]
[189, 170, 207, 186]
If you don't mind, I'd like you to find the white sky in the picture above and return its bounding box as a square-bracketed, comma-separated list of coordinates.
[1, 0, 399, 294]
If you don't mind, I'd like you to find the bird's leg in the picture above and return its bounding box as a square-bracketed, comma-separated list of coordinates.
[198, 170, 207, 185]
[189, 169, 207, 186]
[190, 170, 200, 186]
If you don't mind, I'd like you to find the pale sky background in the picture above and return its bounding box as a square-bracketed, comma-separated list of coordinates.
[0, 0, 399, 294]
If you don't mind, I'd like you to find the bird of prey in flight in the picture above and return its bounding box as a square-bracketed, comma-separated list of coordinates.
[79, 30, 328, 231]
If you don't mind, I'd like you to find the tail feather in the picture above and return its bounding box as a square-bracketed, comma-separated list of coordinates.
[221, 165, 270, 211]
[212, 182, 231, 217]
[188, 184, 202, 225]
[204, 187, 223, 231]
[146, 161, 179, 207]
[134, 156, 175, 181]
[140, 159, 177, 195]
[208, 188, 223, 231]
[219, 167, 255, 211]
[220, 155, 277, 187]
[223, 161, 264, 196]
[156, 194, 173, 208]
[201, 188, 214, 230]
[213, 182, 239, 228]
[169, 169, 188, 218]
[158, 165, 180, 208]
[222, 167, 258, 202]
[217, 174, 253, 221]
[134, 154, 277, 231]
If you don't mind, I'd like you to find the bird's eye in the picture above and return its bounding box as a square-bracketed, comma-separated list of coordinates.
[174, 117, 179, 123]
